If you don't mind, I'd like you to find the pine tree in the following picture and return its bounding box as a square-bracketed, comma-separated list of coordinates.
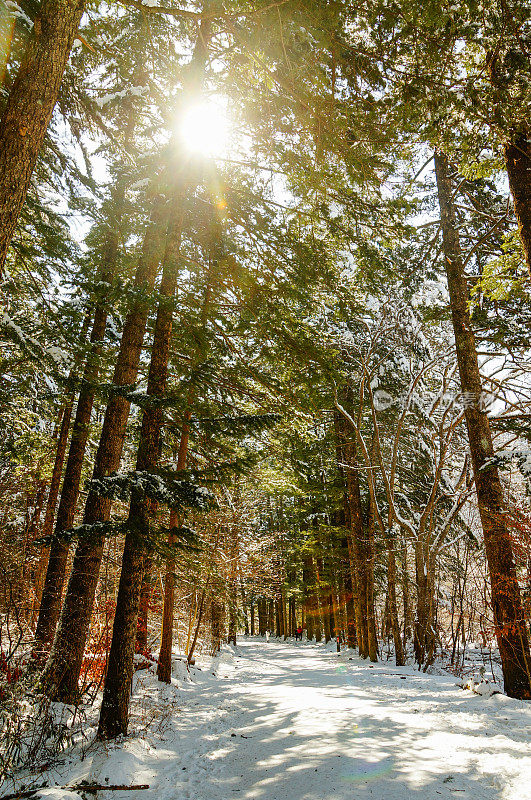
[96, 11, 213, 738]
[0, 0, 85, 278]
[435, 150, 530, 698]
[32, 16, 152, 662]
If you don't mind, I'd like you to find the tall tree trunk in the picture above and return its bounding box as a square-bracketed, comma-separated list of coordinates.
[97, 19, 213, 737]
[302, 553, 315, 641]
[328, 591, 336, 640]
[157, 411, 191, 680]
[280, 590, 287, 640]
[257, 599, 262, 635]
[342, 540, 357, 648]
[401, 537, 411, 648]
[387, 539, 405, 666]
[250, 599, 255, 636]
[136, 557, 153, 654]
[313, 588, 322, 642]
[0, 0, 85, 277]
[339, 583, 348, 643]
[342, 421, 369, 656]
[434, 150, 531, 699]
[187, 584, 207, 666]
[241, 586, 249, 636]
[334, 409, 364, 652]
[504, 129, 531, 277]
[32, 395, 76, 617]
[227, 528, 238, 646]
[288, 596, 295, 637]
[331, 591, 340, 643]
[365, 493, 378, 663]
[96, 195, 188, 737]
[228, 604, 237, 645]
[487, 39, 531, 277]
[31, 312, 92, 621]
[33, 179, 137, 669]
[155, 509, 176, 683]
[159, 182, 223, 677]
[40, 194, 167, 700]
[321, 581, 331, 643]
[97, 378, 168, 735]
[414, 540, 428, 666]
[334, 406, 369, 658]
[381, 593, 390, 641]
[257, 599, 265, 635]
[425, 556, 437, 668]
[19, 480, 46, 615]
[211, 595, 224, 654]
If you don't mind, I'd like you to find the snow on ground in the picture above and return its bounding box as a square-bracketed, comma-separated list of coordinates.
[4, 638, 531, 800]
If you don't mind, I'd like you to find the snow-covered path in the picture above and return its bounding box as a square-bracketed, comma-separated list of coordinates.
[36, 639, 531, 800]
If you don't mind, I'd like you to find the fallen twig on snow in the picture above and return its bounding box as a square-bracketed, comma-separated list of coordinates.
[1, 785, 150, 800]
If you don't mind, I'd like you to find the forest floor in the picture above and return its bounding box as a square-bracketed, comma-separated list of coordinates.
[3, 638, 531, 800]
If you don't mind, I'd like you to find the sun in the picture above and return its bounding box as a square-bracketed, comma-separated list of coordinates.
[178, 101, 230, 157]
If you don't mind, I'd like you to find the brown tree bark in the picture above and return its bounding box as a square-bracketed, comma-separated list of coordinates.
[136, 557, 153, 654]
[0, 0, 84, 277]
[155, 431, 190, 677]
[263, 599, 269, 635]
[365, 493, 378, 663]
[228, 605, 237, 645]
[240, 588, 249, 636]
[336, 409, 368, 657]
[281, 590, 288, 639]
[19, 479, 46, 615]
[333, 418, 358, 648]
[33, 180, 130, 665]
[288, 596, 296, 637]
[40, 194, 167, 700]
[381, 593, 390, 641]
[331, 591, 340, 642]
[96, 17, 213, 737]
[328, 591, 335, 640]
[266, 599, 273, 633]
[227, 528, 238, 646]
[413, 540, 435, 667]
[31, 396, 75, 617]
[434, 150, 531, 698]
[31, 311, 92, 621]
[257, 599, 266, 635]
[186, 586, 206, 665]
[156, 417, 191, 681]
[504, 129, 531, 277]
[313, 588, 322, 642]
[187, 531, 223, 667]
[343, 566, 356, 648]
[488, 51, 531, 279]
[387, 539, 405, 666]
[96, 199, 187, 736]
[211, 596, 224, 654]
[319, 565, 331, 644]
[159, 177, 223, 677]
[302, 553, 315, 641]
[401, 538, 411, 648]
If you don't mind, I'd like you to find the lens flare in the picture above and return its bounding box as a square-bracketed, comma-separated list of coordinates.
[179, 101, 229, 157]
